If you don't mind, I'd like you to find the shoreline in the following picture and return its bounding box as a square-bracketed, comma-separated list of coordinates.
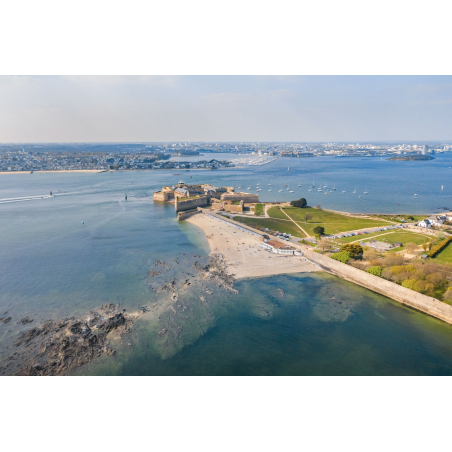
[0, 170, 105, 175]
[185, 213, 320, 279]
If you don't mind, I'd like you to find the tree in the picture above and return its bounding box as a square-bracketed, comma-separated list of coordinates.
[319, 238, 331, 251]
[367, 266, 382, 277]
[422, 240, 427, 252]
[303, 213, 313, 224]
[313, 226, 325, 236]
[339, 244, 363, 257]
[363, 248, 378, 261]
[290, 198, 307, 208]
[331, 251, 351, 263]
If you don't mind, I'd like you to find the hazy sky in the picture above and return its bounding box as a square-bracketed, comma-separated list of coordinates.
[1, 75, 452, 143]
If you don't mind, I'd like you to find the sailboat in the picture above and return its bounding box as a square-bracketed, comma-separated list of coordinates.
[318, 186, 322, 191]
[247, 186, 251, 190]
[331, 184, 336, 191]
[311, 181, 315, 187]
[278, 187, 283, 192]
[289, 187, 294, 193]
[364, 189, 369, 194]
[288, 167, 290, 172]
[441, 185, 444, 191]
[342, 190, 346, 193]
[353, 187, 357, 194]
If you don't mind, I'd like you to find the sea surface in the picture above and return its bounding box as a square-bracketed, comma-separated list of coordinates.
[1, 155, 452, 375]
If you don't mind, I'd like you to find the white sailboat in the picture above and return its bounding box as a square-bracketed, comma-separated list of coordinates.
[311, 181, 315, 187]
[441, 185, 444, 191]
[353, 187, 357, 194]
[288, 167, 290, 172]
[331, 184, 336, 191]
[364, 188, 369, 194]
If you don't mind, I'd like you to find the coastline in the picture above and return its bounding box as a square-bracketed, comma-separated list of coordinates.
[185, 213, 319, 279]
[0, 170, 105, 175]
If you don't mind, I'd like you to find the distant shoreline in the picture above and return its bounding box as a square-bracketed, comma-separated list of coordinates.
[0, 170, 105, 175]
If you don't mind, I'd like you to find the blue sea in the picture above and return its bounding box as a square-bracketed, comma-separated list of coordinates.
[1, 154, 452, 375]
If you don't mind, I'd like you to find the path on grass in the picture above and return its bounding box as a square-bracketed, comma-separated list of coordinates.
[348, 230, 429, 244]
[279, 207, 309, 237]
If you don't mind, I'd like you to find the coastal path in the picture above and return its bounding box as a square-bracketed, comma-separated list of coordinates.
[279, 207, 309, 237]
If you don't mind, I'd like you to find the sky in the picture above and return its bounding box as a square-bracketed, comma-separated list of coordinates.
[1, 75, 452, 143]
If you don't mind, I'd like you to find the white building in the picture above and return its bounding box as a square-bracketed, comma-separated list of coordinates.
[260, 239, 302, 255]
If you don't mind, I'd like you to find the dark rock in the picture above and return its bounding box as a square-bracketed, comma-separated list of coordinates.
[19, 317, 34, 324]
[0, 317, 12, 324]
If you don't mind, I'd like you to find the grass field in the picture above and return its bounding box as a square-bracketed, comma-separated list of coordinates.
[434, 243, 452, 263]
[254, 203, 264, 216]
[268, 207, 392, 236]
[232, 216, 306, 238]
[335, 230, 429, 245]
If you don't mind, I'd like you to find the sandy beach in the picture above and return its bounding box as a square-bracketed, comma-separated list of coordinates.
[186, 213, 320, 279]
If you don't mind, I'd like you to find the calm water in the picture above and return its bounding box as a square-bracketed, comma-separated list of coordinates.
[1, 157, 452, 375]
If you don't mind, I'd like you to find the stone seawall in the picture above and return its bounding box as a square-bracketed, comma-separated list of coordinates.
[177, 209, 201, 221]
[302, 248, 452, 324]
[200, 211, 452, 325]
[175, 196, 209, 212]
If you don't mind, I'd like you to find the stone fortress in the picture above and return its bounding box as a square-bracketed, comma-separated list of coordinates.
[153, 182, 259, 212]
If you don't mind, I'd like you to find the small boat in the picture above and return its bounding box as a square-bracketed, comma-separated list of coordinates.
[342, 190, 346, 193]
[414, 194, 418, 196]
[353, 187, 357, 194]
[318, 187, 322, 191]
[311, 181, 315, 187]
[441, 185, 444, 191]
[288, 167, 290, 171]
[363, 188, 369, 194]
[331, 184, 336, 191]
[247, 186, 251, 190]
[308, 188, 312, 192]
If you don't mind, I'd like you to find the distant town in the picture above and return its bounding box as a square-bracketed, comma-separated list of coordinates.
[0, 141, 451, 172]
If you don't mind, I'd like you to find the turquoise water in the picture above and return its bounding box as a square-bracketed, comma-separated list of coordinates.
[1, 160, 452, 375]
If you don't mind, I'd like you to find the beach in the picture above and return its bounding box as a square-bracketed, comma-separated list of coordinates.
[185, 213, 319, 279]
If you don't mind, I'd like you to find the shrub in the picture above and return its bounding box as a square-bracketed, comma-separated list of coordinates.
[428, 236, 452, 257]
[389, 264, 416, 275]
[290, 198, 307, 208]
[443, 288, 452, 302]
[331, 251, 351, 264]
[340, 244, 364, 257]
[367, 266, 382, 277]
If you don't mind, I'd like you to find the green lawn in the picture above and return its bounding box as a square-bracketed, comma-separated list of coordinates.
[434, 243, 452, 263]
[268, 207, 392, 236]
[359, 231, 430, 246]
[232, 216, 306, 238]
[254, 203, 264, 216]
[334, 230, 429, 245]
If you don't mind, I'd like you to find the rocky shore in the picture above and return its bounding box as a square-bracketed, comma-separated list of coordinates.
[0, 303, 145, 376]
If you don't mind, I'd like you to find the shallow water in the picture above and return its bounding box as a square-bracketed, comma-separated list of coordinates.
[1, 162, 452, 375]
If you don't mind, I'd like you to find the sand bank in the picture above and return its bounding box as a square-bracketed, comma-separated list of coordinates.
[185, 213, 320, 279]
[0, 170, 105, 175]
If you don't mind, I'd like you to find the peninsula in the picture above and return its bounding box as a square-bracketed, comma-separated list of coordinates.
[174, 187, 452, 325]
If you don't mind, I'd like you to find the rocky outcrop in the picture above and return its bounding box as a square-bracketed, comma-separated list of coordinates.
[1, 303, 145, 376]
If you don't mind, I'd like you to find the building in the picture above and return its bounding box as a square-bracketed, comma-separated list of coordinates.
[260, 239, 302, 255]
